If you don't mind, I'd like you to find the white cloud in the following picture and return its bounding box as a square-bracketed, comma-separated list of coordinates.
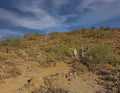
[12, 0, 46, 17]
[0, 0, 68, 30]
[17, 16, 61, 29]
[0, 8, 18, 24]
[51, 0, 69, 8]
[0, 0, 119, 31]
[0, 29, 24, 39]
[76, 0, 120, 25]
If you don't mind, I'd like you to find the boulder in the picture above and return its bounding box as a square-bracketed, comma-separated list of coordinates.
[29, 76, 45, 90]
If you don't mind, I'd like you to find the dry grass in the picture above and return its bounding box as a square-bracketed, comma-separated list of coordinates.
[32, 87, 69, 93]
[0, 28, 119, 93]
[0, 61, 21, 79]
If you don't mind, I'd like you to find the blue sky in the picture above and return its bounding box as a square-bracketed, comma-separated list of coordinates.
[0, 0, 120, 39]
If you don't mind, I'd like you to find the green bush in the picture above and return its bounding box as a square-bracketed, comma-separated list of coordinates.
[24, 32, 41, 40]
[12, 38, 22, 47]
[49, 32, 60, 39]
[85, 44, 116, 64]
[0, 52, 6, 61]
[44, 43, 72, 57]
[99, 26, 111, 31]
[27, 35, 37, 40]
[34, 32, 40, 37]
[45, 55, 57, 66]
[82, 30, 104, 38]
[6, 37, 22, 48]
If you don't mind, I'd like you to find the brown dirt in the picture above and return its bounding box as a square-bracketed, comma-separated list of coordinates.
[0, 60, 104, 93]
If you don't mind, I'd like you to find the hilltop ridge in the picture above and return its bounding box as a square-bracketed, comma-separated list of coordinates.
[0, 28, 120, 93]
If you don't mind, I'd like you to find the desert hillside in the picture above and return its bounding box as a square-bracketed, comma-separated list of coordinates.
[0, 28, 120, 93]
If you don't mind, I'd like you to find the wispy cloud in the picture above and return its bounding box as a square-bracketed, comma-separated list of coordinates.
[0, 8, 18, 25]
[0, 0, 119, 34]
[51, 0, 70, 9]
[0, 29, 24, 39]
[0, 0, 66, 30]
[76, 0, 120, 26]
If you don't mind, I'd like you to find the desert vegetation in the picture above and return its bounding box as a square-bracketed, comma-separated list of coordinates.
[0, 28, 119, 93]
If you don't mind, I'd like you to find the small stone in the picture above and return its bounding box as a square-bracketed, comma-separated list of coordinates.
[29, 76, 45, 89]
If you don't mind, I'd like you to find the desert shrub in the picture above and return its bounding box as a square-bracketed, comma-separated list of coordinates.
[45, 54, 58, 66]
[6, 37, 22, 48]
[68, 29, 84, 35]
[22, 42, 29, 48]
[45, 43, 72, 57]
[95, 31, 105, 38]
[99, 26, 111, 31]
[104, 32, 113, 38]
[0, 52, 6, 61]
[0, 62, 21, 79]
[35, 53, 58, 66]
[49, 32, 62, 40]
[24, 33, 41, 40]
[84, 44, 116, 64]
[11, 38, 22, 47]
[116, 58, 120, 64]
[81, 30, 95, 38]
[15, 49, 27, 58]
[32, 87, 69, 93]
[95, 64, 120, 93]
[71, 59, 88, 74]
[27, 35, 36, 40]
[34, 32, 40, 37]
[90, 26, 96, 30]
[82, 30, 104, 38]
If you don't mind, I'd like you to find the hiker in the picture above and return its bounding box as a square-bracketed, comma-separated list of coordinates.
[5, 47, 9, 53]
[79, 46, 88, 58]
[5, 45, 10, 53]
[85, 47, 88, 53]
[79, 49, 82, 58]
[73, 48, 77, 57]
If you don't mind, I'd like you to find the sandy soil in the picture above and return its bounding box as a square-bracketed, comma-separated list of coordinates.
[0, 61, 104, 93]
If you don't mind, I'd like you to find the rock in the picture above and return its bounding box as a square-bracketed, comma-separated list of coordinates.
[29, 76, 45, 90]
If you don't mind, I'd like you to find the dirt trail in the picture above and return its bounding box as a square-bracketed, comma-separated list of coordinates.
[53, 72, 103, 93]
[0, 61, 103, 93]
[0, 62, 71, 93]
